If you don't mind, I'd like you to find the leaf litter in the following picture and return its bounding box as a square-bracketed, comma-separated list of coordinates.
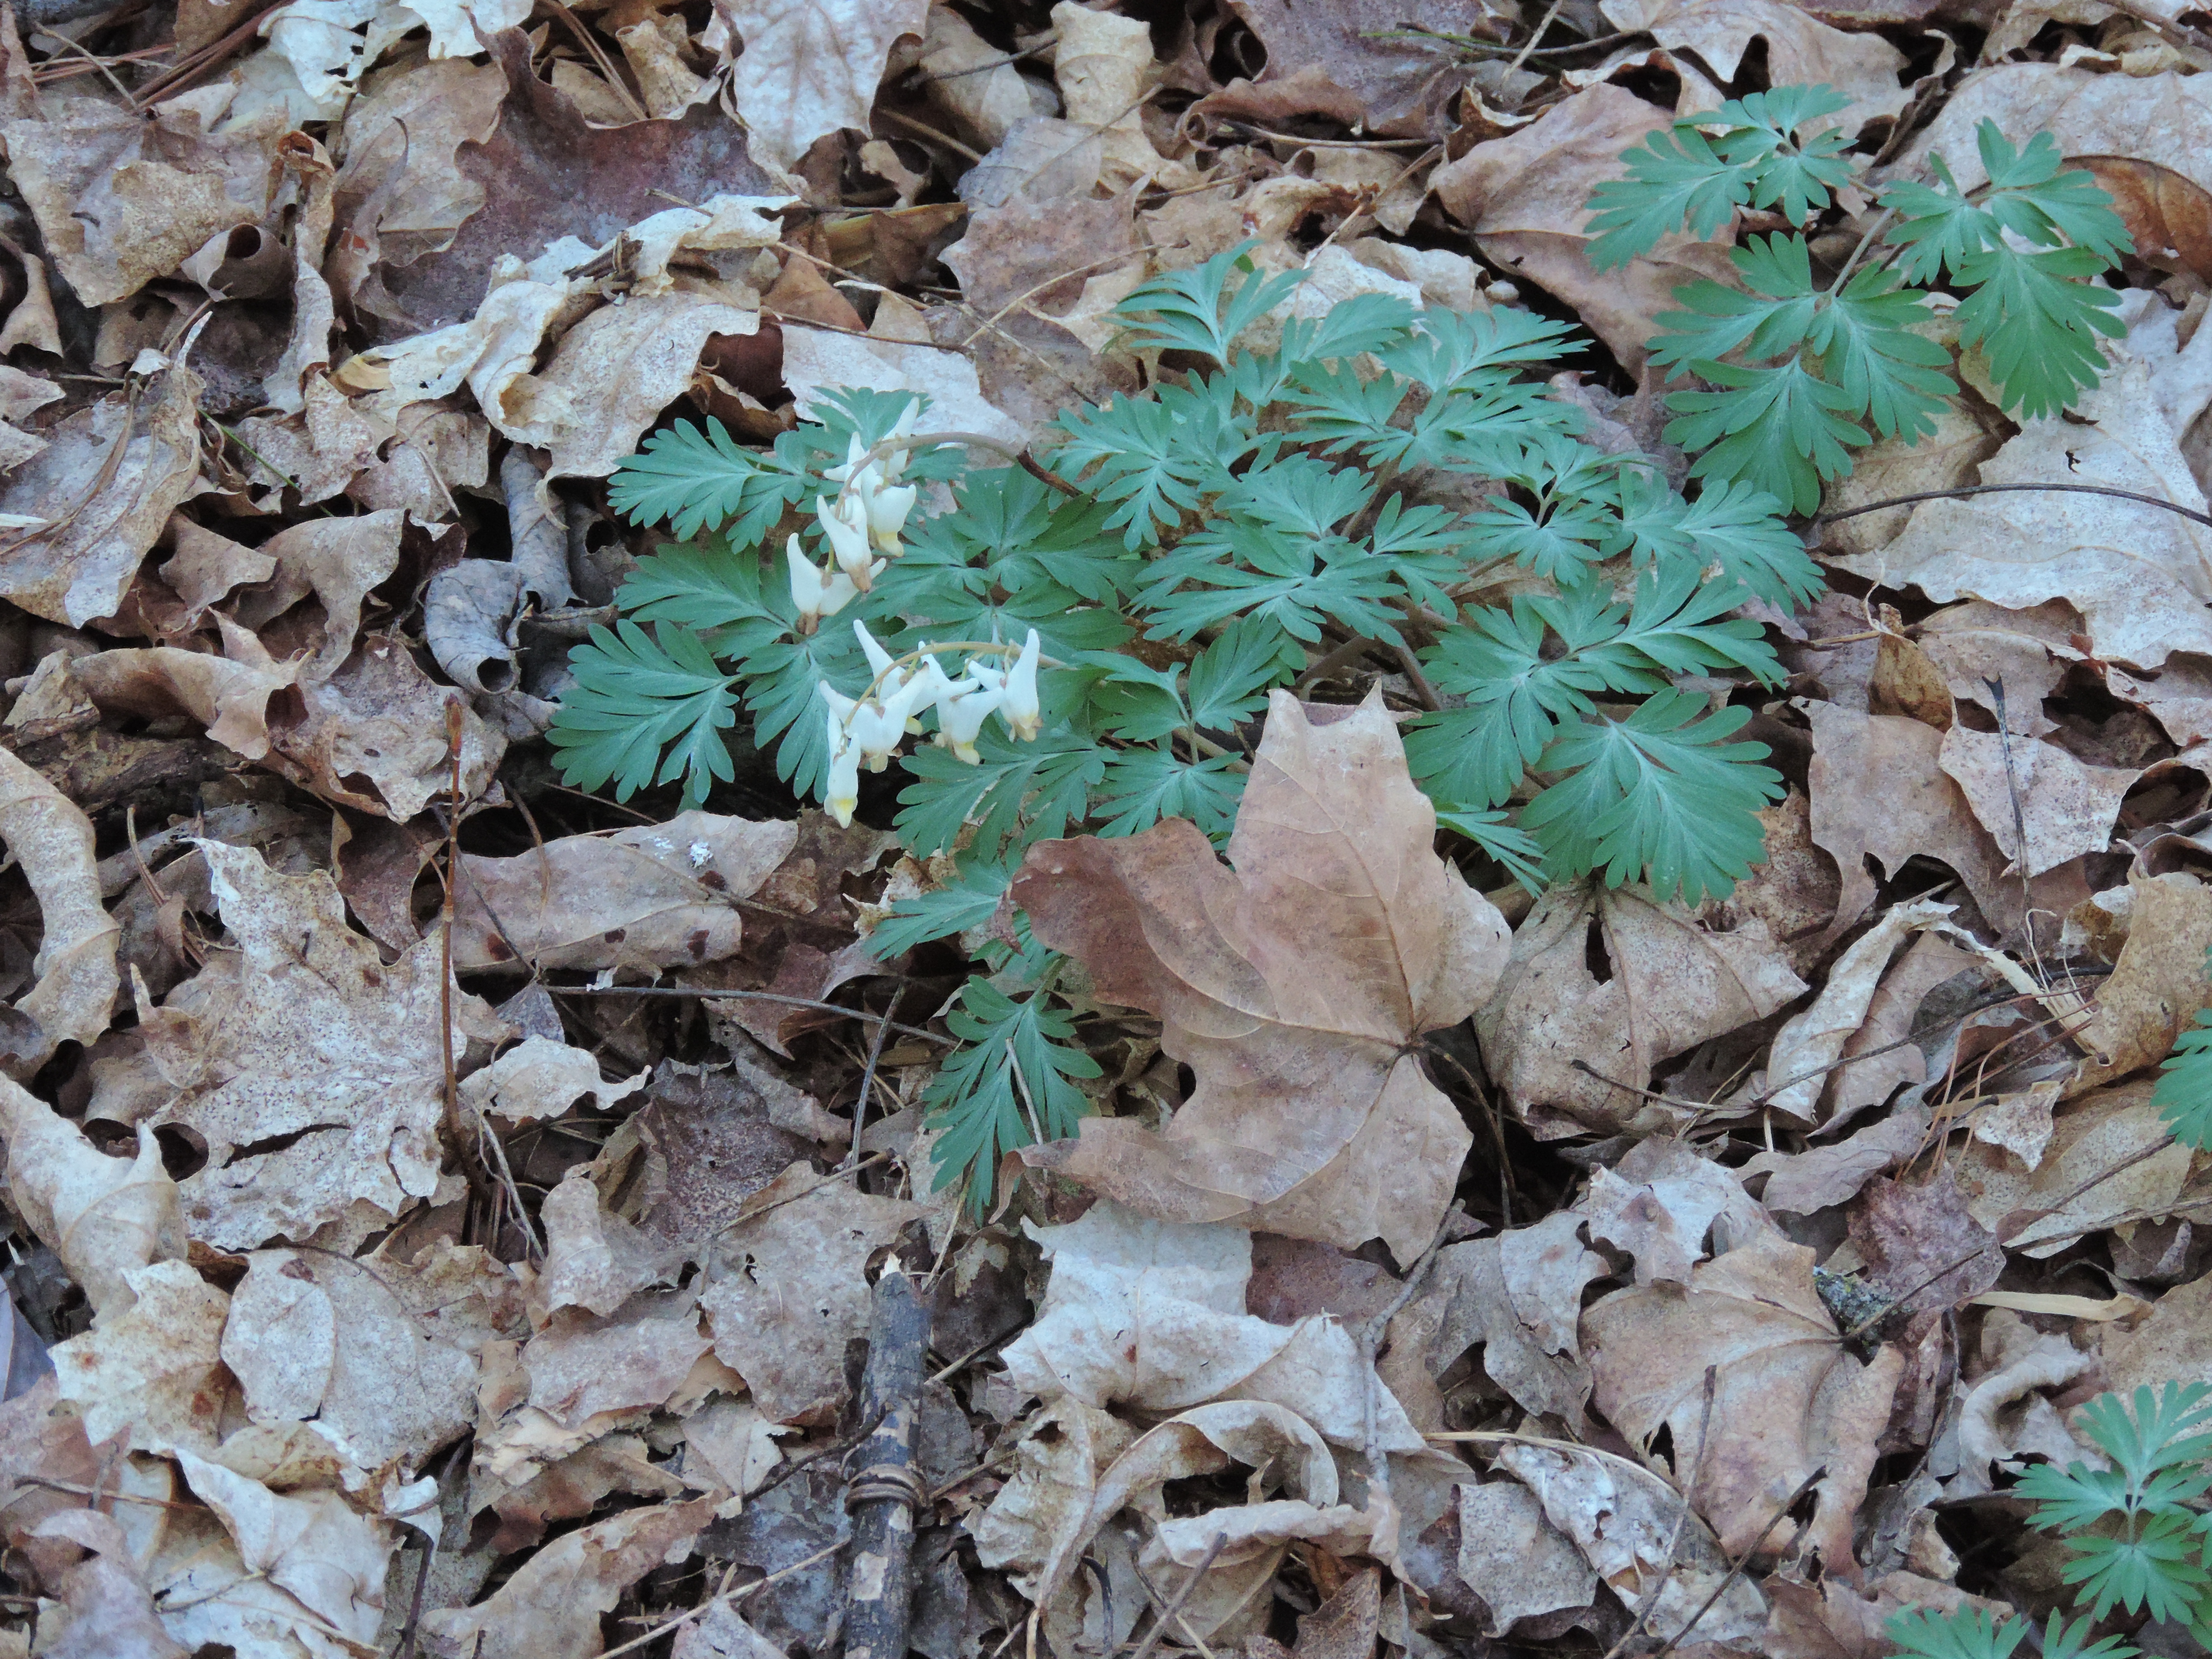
[1, 0, 2212, 1656]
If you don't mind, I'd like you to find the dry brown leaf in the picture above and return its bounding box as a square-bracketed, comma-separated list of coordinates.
[262, 633, 506, 820]
[538, 1169, 685, 1318]
[1829, 933, 1977, 1131]
[1049, 0, 1181, 188]
[1452, 1481, 1599, 1635]
[1578, 1136, 1767, 1287]
[1476, 881, 1806, 1139]
[1826, 306, 2212, 673]
[524, 1303, 714, 1428]
[1802, 700, 2014, 941]
[462, 1036, 648, 1130]
[911, 5, 1051, 148]
[1819, 406, 2003, 558]
[421, 1495, 716, 1659]
[1584, 1233, 1904, 1574]
[1002, 1200, 1427, 1450]
[163, 1449, 392, 1655]
[71, 623, 304, 764]
[1849, 1173, 2006, 1318]
[0, 745, 117, 1065]
[141, 840, 506, 1250]
[780, 323, 1027, 447]
[1756, 898, 1956, 1125]
[1013, 691, 1509, 1260]
[1, 88, 286, 306]
[1744, 1102, 1936, 1214]
[1431, 85, 1742, 370]
[0, 1080, 182, 1319]
[0, 362, 200, 628]
[453, 809, 795, 973]
[1598, 0, 1909, 124]
[722, 0, 928, 176]
[1958, 1078, 2196, 1255]
[219, 1245, 480, 1479]
[2104, 1266, 2212, 1396]
[23, 1509, 187, 1659]
[1493, 1440, 1769, 1644]
[1205, 0, 1500, 138]
[1914, 601, 2080, 736]
[1411, 1226, 1604, 1425]
[1938, 723, 2135, 876]
[49, 1259, 229, 1456]
[331, 58, 508, 278]
[698, 1161, 924, 1423]
[497, 291, 760, 478]
[2065, 867, 2212, 1095]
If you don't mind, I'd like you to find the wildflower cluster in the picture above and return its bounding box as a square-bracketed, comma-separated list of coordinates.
[820, 623, 1041, 827]
[786, 414, 919, 625]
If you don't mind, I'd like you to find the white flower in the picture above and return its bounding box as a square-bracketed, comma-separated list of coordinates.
[935, 675, 1003, 764]
[854, 621, 903, 694]
[862, 479, 917, 553]
[904, 653, 959, 731]
[848, 676, 926, 770]
[815, 492, 876, 588]
[820, 681, 860, 729]
[787, 536, 858, 632]
[999, 629, 1042, 742]
[824, 712, 860, 827]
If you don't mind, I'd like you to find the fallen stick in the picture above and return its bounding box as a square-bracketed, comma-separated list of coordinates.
[844, 1261, 932, 1659]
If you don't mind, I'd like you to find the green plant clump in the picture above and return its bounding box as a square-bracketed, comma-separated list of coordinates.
[548, 244, 1814, 1201]
[548, 88, 2129, 1209]
[1587, 84, 2133, 513]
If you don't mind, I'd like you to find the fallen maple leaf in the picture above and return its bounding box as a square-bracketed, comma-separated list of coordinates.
[1583, 1232, 1903, 1578]
[1011, 690, 1509, 1261]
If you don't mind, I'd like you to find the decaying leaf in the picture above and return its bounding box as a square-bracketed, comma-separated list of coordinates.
[1015, 691, 1509, 1261]
[0, 1079, 182, 1319]
[452, 810, 797, 972]
[139, 841, 506, 1249]
[1476, 882, 1806, 1139]
[0, 746, 118, 1066]
[1583, 1233, 1903, 1575]
[698, 1161, 924, 1423]
[421, 1496, 717, 1659]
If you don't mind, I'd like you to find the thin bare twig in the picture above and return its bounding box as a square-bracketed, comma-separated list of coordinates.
[1649, 1465, 1825, 1658]
[1815, 482, 2212, 532]
[1601, 1367, 1717, 1659]
[1120, 1532, 1228, 1659]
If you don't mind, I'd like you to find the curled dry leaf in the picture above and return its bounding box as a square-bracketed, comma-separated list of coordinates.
[0, 745, 117, 1065]
[1583, 1233, 1904, 1575]
[1013, 691, 1509, 1261]
[1577, 1136, 1766, 1287]
[1202, 0, 1500, 138]
[2065, 866, 2212, 1096]
[0, 361, 201, 628]
[49, 1259, 230, 1456]
[452, 809, 797, 972]
[1475, 881, 1805, 1139]
[25, 1509, 188, 1659]
[0, 87, 286, 306]
[0, 1078, 182, 1319]
[138, 841, 506, 1250]
[1495, 1440, 1768, 1644]
[421, 1495, 718, 1659]
[1000, 1200, 1427, 1448]
[1598, 0, 1910, 126]
[164, 1449, 392, 1656]
[1406, 1224, 1606, 1425]
[1430, 85, 1741, 370]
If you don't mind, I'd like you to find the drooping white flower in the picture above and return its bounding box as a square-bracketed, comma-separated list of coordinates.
[854, 620, 904, 694]
[787, 536, 858, 633]
[824, 712, 861, 827]
[819, 681, 860, 729]
[848, 676, 927, 770]
[815, 492, 876, 588]
[999, 629, 1042, 742]
[904, 654, 959, 731]
[935, 675, 1003, 764]
[861, 478, 917, 553]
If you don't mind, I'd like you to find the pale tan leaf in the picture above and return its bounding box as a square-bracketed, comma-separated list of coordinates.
[721, 0, 928, 174]
[1476, 882, 1804, 1139]
[0, 747, 117, 1064]
[1583, 1233, 1903, 1570]
[0, 1081, 182, 1320]
[1453, 1481, 1598, 1634]
[420, 1497, 717, 1659]
[50, 1260, 230, 1456]
[1015, 692, 1508, 1258]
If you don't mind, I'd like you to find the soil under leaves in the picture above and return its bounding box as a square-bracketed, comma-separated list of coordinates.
[1, 0, 2212, 1656]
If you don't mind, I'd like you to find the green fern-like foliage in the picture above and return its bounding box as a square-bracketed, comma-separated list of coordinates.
[1888, 1383, 2212, 1658]
[1587, 88, 2132, 512]
[550, 244, 1813, 1203]
[2153, 953, 2212, 1151]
